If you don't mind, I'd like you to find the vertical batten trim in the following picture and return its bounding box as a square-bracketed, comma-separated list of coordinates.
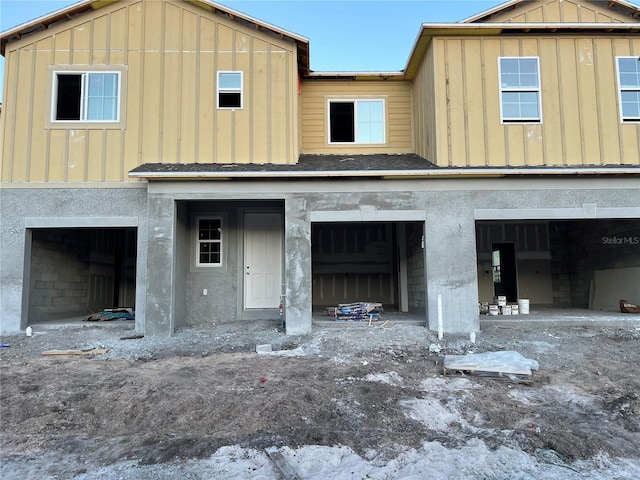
[481, 38, 490, 167]
[7, 51, 19, 180]
[157, 0, 166, 163]
[594, 39, 606, 166]
[89, 18, 94, 65]
[194, 14, 201, 164]
[444, 40, 452, 167]
[101, 129, 107, 181]
[120, 5, 129, 181]
[212, 20, 218, 164]
[63, 130, 69, 182]
[176, 6, 184, 164]
[26, 43, 37, 181]
[574, 38, 586, 166]
[267, 42, 272, 164]
[45, 45, 53, 182]
[556, 38, 567, 166]
[136, 1, 146, 166]
[249, 36, 254, 163]
[84, 128, 90, 182]
[461, 40, 470, 167]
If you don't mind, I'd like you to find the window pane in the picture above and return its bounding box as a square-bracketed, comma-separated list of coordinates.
[502, 92, 540, 120]
[199, 219, 221, 240]
[86, 73, 119, 121]
[621, 91, 640, 119]
[219, 92, 241, 108]
[500, 58, 539, 88]
[330, 102, 355, 142]
[356, 101, 384, 143]
[55, 74, 82, 120]
[218, 72, 242, 89]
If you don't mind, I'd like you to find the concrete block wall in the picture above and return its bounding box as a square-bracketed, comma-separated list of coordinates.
[406, 222, 425, 314]
[29, 229, 91, 322]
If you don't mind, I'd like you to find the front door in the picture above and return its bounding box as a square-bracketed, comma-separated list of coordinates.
[244, 212, 283, 309]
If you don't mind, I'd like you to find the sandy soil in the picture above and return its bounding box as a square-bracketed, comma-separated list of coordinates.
[1, 319, 639, 479]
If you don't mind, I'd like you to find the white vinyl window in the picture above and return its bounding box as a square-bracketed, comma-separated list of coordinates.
[328, 99, 385, 144]
[499, 57, 541, 123]
[197, 217, 223, 267]
[617, 57, 640, 122]
[217, 71, 243, 109]
[52, 71, 120, 122]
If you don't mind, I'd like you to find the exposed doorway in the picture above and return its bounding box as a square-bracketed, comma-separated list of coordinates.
[492, 242, 518, 302]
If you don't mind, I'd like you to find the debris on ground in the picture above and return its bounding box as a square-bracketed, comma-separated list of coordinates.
[41, 348, 109, 356]
[85, 308, 135, 321]
[335, 302, 383, 321]
[620, 299, 640, 314]
[443, 350, 539, 382]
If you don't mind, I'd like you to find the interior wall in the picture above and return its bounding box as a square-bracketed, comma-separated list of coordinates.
[311, 223, 395, 308]
[476, 221, 553, 304]
[28, 228, 137, 322]
[29, 229, 91, 322]
[560, 219, 640, 309]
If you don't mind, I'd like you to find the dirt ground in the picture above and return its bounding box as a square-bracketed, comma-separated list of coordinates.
[1, 318, 640, 479]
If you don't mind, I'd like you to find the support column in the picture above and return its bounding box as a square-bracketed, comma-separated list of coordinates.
[284, 197, 312, 335]
[144, 195, 176, 336]
[424, 209, 479, 333]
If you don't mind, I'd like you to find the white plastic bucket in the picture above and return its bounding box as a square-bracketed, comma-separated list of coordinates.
[501, 305, 512, 315]
[518, 299, 530, 315]
[489, 305, 499, 316]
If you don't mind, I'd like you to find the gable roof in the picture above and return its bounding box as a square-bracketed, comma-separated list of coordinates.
[462, 0, 640, 24]
[0, 0, 310, 74]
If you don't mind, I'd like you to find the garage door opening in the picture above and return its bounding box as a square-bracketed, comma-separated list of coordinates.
[476, 219, 639, 312]
[26, 228, 137, 324]
[311, 222, 425, 317]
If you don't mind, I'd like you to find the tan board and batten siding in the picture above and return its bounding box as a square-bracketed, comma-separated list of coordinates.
[1, 0, 299, 183]
[411, 0, 640, 167]
[299, 80, 413, 155]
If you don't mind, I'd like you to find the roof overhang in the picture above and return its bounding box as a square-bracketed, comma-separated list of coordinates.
[0, 0, 310, 74]
[404, 22, 640, 79]
[461, 0, 640, 24]
[129, 165, 640, 181]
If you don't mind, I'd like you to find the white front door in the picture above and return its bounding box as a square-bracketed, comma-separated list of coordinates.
[244, 212, 283, 309]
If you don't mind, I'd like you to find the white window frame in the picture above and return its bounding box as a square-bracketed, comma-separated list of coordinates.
[217, 71, 243, 110]
[616, 56, 640, 123]
[327, 98, 386, 145]
[196, 216, 224, 268]
[498, 57, 542, 124]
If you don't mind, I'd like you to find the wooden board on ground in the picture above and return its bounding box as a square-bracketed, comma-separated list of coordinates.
[265, 447, 301, 480]
[41, 348, 109, 356]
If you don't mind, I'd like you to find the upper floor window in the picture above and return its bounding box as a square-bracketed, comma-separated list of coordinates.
[217, 71, 243, 109]
[617, 57, 640, 122]
[197, 217, 223, 267]
[499, 57, 541, 123]
[328, 99, 385, 144]
[53, 71, 120, 122]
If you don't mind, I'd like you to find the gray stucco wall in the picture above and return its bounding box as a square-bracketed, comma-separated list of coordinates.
[0, 187, 148, 334]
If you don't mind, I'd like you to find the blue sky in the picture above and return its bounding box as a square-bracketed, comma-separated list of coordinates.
[1, 0, 639, 101]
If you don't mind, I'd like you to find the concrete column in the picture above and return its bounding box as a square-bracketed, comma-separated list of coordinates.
[144, 195, 176, 336]
[424, 207, 479, 333]
[0, 221, 28, 333]
[284, 197, 312, 335]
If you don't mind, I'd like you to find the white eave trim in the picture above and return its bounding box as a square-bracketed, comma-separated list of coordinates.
[129, 167, 640, 180]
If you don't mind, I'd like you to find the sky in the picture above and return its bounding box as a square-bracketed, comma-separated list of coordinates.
[0, 0, 639, 101]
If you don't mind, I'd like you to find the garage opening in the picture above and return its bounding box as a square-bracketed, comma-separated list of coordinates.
[311, 222, 425, 317]
[476, 219, 640, 312]
[27, 228, 137, 324]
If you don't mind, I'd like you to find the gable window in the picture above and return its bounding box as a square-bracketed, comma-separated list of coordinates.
[617, 57, 640, 122]
[197, 217, 223, 267]
[53, 71, 120, 122]
[328, 99, 385, 144]
[217, 71, 243, 109]
[499, 57, 541, 123]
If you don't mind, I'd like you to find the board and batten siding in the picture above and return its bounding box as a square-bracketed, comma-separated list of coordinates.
[426, 35, 640, 167]
[299, 79, 413, 155]
[1, 0, 299, 184]
[483, 0, 631, 24]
